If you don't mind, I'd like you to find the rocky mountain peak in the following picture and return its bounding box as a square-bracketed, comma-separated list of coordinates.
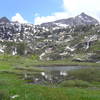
[76, 13, 99, 25]
[41, 13, 99, 28]
[79, 12, 88, 17]
[0, 17, 10, 24]
[77, 12, 91, 19]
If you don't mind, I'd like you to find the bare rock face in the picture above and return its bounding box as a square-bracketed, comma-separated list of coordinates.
[0, 13, 100, 61]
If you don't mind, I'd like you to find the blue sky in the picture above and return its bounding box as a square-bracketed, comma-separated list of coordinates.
[0, 0, 100, 24]
[0, 0, 63, 23]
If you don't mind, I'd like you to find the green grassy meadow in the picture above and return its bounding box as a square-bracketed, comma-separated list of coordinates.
[0, 54, 100, 100]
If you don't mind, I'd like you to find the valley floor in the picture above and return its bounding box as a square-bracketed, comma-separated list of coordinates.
[0, 54, 100, 100]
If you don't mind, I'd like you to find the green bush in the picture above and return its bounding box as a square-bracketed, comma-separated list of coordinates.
[17, 42, 26, 55]
[74, 80, 91, 87]
[31, 54, 39, 60]
[59, 80, 91, 87]
[68, 68, 100, 82]
[59, 80, 75, 87]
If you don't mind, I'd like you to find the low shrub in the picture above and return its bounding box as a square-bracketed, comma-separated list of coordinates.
[74, 80, 91, 87]
[59, 80, 91, 87]
[68, 68, 100, 82]
[0, 90, 9, 100]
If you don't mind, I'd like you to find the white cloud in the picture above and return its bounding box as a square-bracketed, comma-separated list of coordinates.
[63, 0, 100, 20]
[34, 12, 69, 25]
[34, 0, 100, 25]
[12, 13, 28, 23]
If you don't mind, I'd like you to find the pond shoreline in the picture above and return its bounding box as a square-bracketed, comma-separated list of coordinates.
[33, 60, 100, 67]
[36, 64, 99, 67]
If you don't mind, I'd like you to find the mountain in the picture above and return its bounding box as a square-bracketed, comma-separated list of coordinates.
[0, 13, 100, 62]
[0, 17, 10, 24]
[41, 13, 99, 28]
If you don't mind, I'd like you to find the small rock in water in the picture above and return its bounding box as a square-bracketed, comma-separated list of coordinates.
[35, 78, 39, 81]
[41, 72, 45, 76]
[60, 71, 67, 76]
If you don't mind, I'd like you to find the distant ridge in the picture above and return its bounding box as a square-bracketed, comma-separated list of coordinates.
[41, 13, 99, 27]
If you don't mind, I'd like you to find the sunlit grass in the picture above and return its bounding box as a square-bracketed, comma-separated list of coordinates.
[0, 54, 100, 100]
[0, 73, 100, 100]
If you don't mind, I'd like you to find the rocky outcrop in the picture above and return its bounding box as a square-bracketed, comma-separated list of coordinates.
[0, 14, 100, 61]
